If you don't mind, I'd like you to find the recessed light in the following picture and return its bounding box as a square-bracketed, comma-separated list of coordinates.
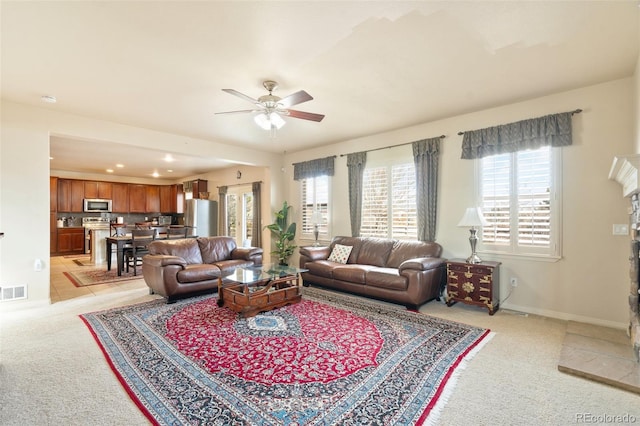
[167, 169, 173, 173]
[116, 164, 124, 168]
[163, 154, 175, 162]
[152, 172, 160, 178]
[106, 169, 114, 173]
[41, 95, 57, 103]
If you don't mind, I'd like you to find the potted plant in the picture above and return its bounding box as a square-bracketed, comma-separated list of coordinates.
[266, 201, 297, 265]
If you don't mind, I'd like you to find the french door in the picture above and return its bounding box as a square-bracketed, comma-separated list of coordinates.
[225, 185, 253, 248]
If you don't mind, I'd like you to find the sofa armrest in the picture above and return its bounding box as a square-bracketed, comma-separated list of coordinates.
[398, 257, 446, 272]
[143, 254, 187, 268]
[299, 246, 331, 261]
[231, 247, 263, 261]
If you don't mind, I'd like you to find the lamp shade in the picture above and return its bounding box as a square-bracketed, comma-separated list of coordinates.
[457, 207, 489, 227]
[311, 210, 323, 224]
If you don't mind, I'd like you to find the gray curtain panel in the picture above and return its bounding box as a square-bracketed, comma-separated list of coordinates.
[347, 152, 367, 237]
[413, 138, 440, 242]
[251, 181, 262, 248]
[218, 186, 228, 236]
[293, 156, 335, 180]
[460, 111, 573, 159]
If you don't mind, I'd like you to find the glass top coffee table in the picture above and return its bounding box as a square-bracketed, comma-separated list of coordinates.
[217, 264, 308, 318]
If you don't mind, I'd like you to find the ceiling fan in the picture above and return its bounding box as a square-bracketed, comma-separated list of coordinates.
[216, 80, 325, 132]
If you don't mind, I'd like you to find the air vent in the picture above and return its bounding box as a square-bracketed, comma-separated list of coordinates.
[0, 285, 27, 301]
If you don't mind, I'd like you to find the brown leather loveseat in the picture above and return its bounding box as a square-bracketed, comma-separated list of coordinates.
[142, 236, 263, 303]
[299, 236, 446, 309]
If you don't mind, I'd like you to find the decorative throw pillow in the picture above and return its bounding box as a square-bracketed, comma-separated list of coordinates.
[328, 244, 353, 264]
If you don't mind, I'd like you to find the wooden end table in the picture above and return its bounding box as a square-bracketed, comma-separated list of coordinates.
[445, 259, 501, 315]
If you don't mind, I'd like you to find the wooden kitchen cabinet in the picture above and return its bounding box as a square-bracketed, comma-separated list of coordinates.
[50, 212, 57, 254]
[57, 179, 85, 212]
[160, 184, 184, 213]
[128, 184, 147, 213]
[192, 179, 208, 199]
[445, 259, 501, 315]
[112, 183, 129, 213]
[57, 227, 85, 255]
[145, 185, 160, 213]
[84, 181, 113, 199]
[50, 177, 58, 212]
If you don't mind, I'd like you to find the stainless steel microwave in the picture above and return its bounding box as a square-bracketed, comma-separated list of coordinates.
[83, 198, 112, 213]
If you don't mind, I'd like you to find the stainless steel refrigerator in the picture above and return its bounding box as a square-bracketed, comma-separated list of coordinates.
[185, 199, 218, 237]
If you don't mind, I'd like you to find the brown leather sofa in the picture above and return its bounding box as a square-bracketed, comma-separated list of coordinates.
[142, 236, 263, 303]
[299, 236, 446, 309]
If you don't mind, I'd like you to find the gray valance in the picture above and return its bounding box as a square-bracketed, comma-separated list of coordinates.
[293, 156, 335, 180]
[461, 111, 574, 159]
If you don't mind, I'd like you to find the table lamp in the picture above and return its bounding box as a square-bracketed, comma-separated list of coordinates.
[311, 210, 323, 246]
[457, 207, 489, 264]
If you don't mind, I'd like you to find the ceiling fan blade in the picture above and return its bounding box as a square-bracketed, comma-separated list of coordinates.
[278, 90, 313, 108]
[286, 109, 325, 122]
[222, 88, 260, 105]
[214, 109, 259, 115]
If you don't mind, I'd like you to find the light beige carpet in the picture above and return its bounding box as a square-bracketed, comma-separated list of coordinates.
[1, 284, 639, 425]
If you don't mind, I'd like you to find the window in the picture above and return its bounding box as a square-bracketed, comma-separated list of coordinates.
[301, 175, 329, 237]
[361, 163, 417, 239]
[479, 145, 561, 258]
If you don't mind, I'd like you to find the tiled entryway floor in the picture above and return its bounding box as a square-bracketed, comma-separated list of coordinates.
[50, 254, 147, 303]
[558, 321, 640, 394]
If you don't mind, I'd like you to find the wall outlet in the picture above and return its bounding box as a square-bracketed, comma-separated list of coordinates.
[510, 277, 518, 287]
[613, 224, 629, 236]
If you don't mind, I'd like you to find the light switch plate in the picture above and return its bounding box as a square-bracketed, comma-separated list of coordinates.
[613, 224, 629, 235]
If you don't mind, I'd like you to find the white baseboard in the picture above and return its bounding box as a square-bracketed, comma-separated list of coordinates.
[502, 301, 628, 330]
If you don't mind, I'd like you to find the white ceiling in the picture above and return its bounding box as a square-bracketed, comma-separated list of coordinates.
[2, 1, 639, 179]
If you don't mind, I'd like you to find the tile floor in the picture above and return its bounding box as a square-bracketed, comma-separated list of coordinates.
[558, 320, 640, 394]
[50, 254, 147, 303]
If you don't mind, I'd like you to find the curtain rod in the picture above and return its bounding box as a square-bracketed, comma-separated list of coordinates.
[216, 180, 262, 189]
[456, 109, 583, 136]
[339, 135, 446, 157]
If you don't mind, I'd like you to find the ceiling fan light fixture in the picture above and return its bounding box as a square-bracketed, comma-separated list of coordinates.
[254, 113, 271, 130]
[270, 112, 285, 129]
[254, 111, 286, 131]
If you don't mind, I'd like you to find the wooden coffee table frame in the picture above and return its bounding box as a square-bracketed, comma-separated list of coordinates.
[217, 273, 302, 318]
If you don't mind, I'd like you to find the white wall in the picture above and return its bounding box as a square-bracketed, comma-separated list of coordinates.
[285, 78, 634, 328]
[0, 101, 283, 306]
[635, 38, 640, 153]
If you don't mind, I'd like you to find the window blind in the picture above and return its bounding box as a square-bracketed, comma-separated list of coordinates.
[361, 167, 388, 237]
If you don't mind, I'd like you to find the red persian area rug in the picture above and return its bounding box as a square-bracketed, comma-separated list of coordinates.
[63, 268, 138, 287]
[80, 287, 492, 425]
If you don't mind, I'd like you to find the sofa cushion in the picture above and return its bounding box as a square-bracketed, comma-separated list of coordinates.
[197, 236, 237, 264]
[355, 238, 395, 267]
[365, 267, 408, 291]
[333, 265, 375, 284]
[306, 260, 336, 279]
[387, 240, 442, 268]
[177, 264, 221, 283]
[328, 244, 353, 264]
[330, 237, 364, 263]
[148, 239, 203, 265]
